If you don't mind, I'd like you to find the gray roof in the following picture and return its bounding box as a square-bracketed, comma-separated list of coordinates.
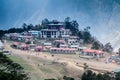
[47, 23, 64, 26]
[41, 29, 58, 31]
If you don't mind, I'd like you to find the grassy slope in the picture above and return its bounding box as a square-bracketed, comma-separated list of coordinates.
[7, 54, 68, 80]
[7, 55, 45, 80]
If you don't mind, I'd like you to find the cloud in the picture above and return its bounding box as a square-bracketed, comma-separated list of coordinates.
[0, 0, 120, 48]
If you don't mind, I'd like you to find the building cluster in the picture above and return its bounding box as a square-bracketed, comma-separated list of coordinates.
[4, 21, 104, 58]
[5, 22, 71, 40]
[40, 22, 71, 38]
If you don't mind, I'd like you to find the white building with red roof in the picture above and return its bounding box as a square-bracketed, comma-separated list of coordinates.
[40, 21, 71, 38]
[81, 49, 104, 58]
[50, 47, 77, 54]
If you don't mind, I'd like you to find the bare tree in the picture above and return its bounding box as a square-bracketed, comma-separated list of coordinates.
[83, 63, 89, 71]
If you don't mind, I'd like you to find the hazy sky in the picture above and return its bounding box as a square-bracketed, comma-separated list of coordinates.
[0, 0, 120, 43]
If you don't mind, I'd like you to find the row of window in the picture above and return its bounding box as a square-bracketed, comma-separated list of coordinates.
[41, 36, 56, 38]
[41, 31, 57, 35]
[82, 52, 103, 56]
[60, 31, 70, 35]
[51, 49, 76, 53]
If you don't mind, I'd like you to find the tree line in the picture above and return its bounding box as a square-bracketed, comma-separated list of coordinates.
[0, 17, 92, 43]
[0, 17, 113, 52]
[1, 50, 120, 80]
[45, 69, 120, 80]
[81, 70, 120, 80]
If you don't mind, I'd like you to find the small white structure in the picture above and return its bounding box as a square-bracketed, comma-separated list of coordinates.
[29, 44, 36, 49]
[78, 46, 87, 51]
[50, 48, 77, 54]
[17, 35, 24, 41]
[44, 42, 52, 46]
[9, 33, 19, 40]
[3, 50, 12, 55]
[4, 34, 10, 39]
[54, 40, 65, 44]
[60, 44, 68, 48]
[28, 31, 40, 37]
[60, 29, 71, 38]
[40, 29, 59, 38]
[69, 45, 79, 49]
[69, 36, 79, 41]
[68, 40, 78, 45]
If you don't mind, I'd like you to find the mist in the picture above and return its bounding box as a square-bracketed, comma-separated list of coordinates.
[0, 0, 120, 49]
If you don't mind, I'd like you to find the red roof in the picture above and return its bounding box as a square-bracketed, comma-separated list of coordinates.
[36, 46, 43, 49]
[59, 27, 65, 30]
[82, 49, 104, 54]
[13, 42, 19, 45]
[21, 44, 28, 48]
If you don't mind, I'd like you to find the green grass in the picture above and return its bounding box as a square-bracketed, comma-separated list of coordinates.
[30, 73, 45, 80]
[7, 55, 34, 71]
[40, 66, 52, 73]
[7, 55, 25, 63]
[7, 54, 71, 80]
[7, 55, 43, 80]
[7, 55, 55, 80]
[59, 68, 67, 75]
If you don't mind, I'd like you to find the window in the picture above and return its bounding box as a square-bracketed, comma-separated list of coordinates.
[54, 32, 56, 35]
[42, 32, 43, 35]
[54, 49, 56, 51]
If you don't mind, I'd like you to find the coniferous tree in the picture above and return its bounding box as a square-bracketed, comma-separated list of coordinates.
[0, 52, 29, 80]
[22, 23, 27, 31]
[82, 70, 96, 80]
[115, 72, 120, 80]
[83, 31, 91, 43]
[103, 42, 113, 53]
[91, 41, 101, 50]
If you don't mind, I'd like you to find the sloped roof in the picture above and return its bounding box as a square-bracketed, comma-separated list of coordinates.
[13, 42, 19, 45]
[36, 46, 43, 49]
[82, 49, 104, 54]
